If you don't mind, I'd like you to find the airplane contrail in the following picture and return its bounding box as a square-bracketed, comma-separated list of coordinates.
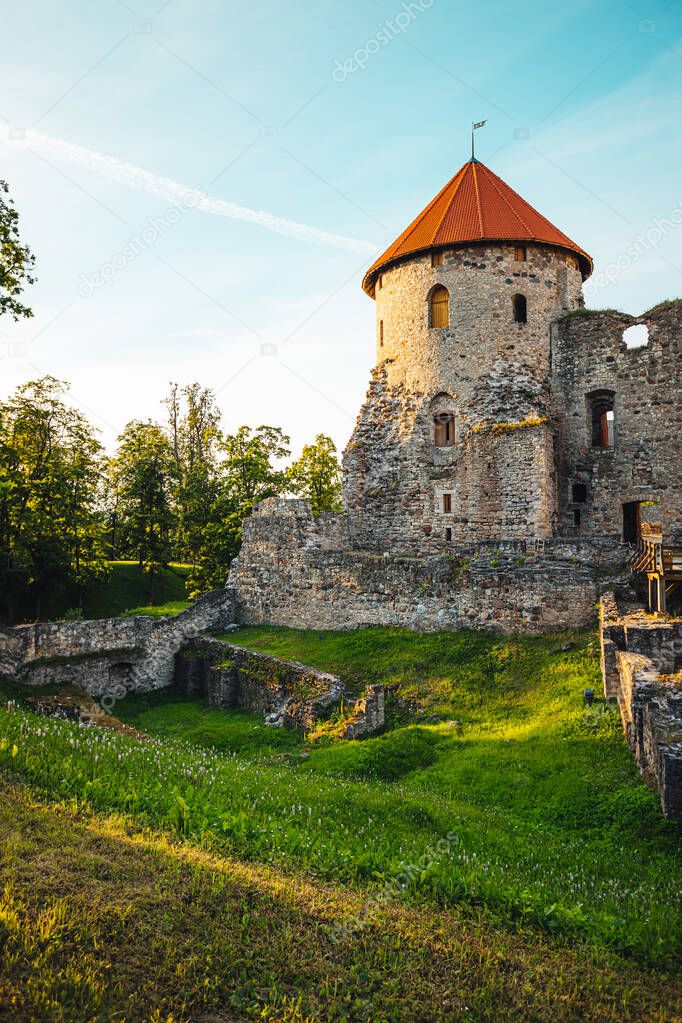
[16, 128, 378, 255]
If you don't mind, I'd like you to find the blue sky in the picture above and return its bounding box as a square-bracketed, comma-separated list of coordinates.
[0, 0, 680, 454]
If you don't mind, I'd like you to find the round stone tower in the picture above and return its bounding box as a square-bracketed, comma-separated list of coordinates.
[344, 158, 593, 552]
[363, 159, 592, 421]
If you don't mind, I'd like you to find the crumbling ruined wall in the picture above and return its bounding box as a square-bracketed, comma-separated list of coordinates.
[599, 592, 682, 820]
[343, 363, 556, 553]
[230, 498, 626, 633]
[552, 301, 682, 542]
[175, 637, 385, 736]
[0, 589, 234, 697]
[175, 637, 346, 730]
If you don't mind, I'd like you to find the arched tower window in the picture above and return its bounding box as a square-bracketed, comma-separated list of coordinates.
[429, 285, 450, 328]
[513, 293, 527, 323]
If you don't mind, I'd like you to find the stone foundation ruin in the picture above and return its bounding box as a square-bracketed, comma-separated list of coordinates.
[600, 593, 682, 821]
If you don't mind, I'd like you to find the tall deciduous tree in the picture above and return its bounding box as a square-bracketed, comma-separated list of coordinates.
[163, 382, 221, 566]
[110, 421, 177, 601]
[187, 425, 290, 596]
[0, 179, 36, 321]
[287, 434, 342, 516]
[0, 377, 106, 621]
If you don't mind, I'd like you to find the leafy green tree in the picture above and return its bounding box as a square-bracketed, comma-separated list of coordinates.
[0, 179, 36, 321]
[287, 434, 342, 516]
[0, 377, 106, 621]
[110, 421, 177, 602]
[163, 382, 221, 566]
[187, 425, 290, 596]
[220, 425, 290, 516]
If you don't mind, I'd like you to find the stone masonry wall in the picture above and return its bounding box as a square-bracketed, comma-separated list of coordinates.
[175, 636, 345, 730]
[175, 636, 385, 736]
[551, 301, 682, 542]
[374, 243, 583, 407]
[0, 588, 234, 699]
[343, 363, 556, 552]
[230, 498, 628, 634]
[599, 592, 682, 820]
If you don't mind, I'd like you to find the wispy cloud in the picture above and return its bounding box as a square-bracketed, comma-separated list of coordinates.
[13, 128, 378, 255]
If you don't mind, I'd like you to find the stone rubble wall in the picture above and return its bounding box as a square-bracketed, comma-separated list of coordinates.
[175, 636, 345, 730]
[551, 301, 682, 541]
[230, 498, 629, 633]
[339, 684, 385, 740]
[175, 637, 385, 736]
[0, 588, 235, 699]
[599, 592, 682, 820]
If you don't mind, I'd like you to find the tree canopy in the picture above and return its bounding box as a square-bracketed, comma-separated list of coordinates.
[0, 179, 36, 321]
[0, 377, 106, 620]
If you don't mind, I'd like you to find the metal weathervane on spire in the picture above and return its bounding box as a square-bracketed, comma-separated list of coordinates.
[471, 120, 487, 160]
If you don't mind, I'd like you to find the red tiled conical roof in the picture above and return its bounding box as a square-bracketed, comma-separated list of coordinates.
[362, 159, 592, 295]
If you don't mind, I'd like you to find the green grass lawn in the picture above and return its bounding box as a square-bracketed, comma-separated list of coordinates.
[2, 783, 678, 1023]
[118, 687, 305, 755]
[84, 561, 190, 618]
[0, 625, 681, 1020]
[3, 560, 192, 623]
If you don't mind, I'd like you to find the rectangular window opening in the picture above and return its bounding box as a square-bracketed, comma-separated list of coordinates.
[445, 527, 452, 542]
[443, 493, 452, 513]
[514, 244, 527, 261]
[434, 413, 456, 447]
[432, 251, 444, 267]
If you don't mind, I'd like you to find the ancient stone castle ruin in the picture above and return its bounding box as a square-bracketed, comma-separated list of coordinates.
[230, 158, 682, 633]
[1, 156, 680, 812]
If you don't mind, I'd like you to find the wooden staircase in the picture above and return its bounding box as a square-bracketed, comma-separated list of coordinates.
[630, 522, 682, 613]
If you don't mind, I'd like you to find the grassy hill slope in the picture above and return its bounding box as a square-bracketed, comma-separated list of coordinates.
[3, 561, 191, 624]
[0, 626, 680, 1021]
[0, 782, 678, 1023]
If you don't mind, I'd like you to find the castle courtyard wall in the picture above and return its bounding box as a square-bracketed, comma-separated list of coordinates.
[230, 499, 627, 634]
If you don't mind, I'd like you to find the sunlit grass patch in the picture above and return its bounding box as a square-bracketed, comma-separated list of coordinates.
[0, 624, 680, 971]
[0, 783, 680, 1022]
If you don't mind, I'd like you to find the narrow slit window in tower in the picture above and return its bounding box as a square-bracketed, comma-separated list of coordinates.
[445, 527, 452, 541]
[572, 483, 587, 503]
[430, 285, 450, 328]
[379, 320, 384, 347]
[513, 293, 527, 323]
[443, 493, 452, 513]
[573, 509, 581, 527]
